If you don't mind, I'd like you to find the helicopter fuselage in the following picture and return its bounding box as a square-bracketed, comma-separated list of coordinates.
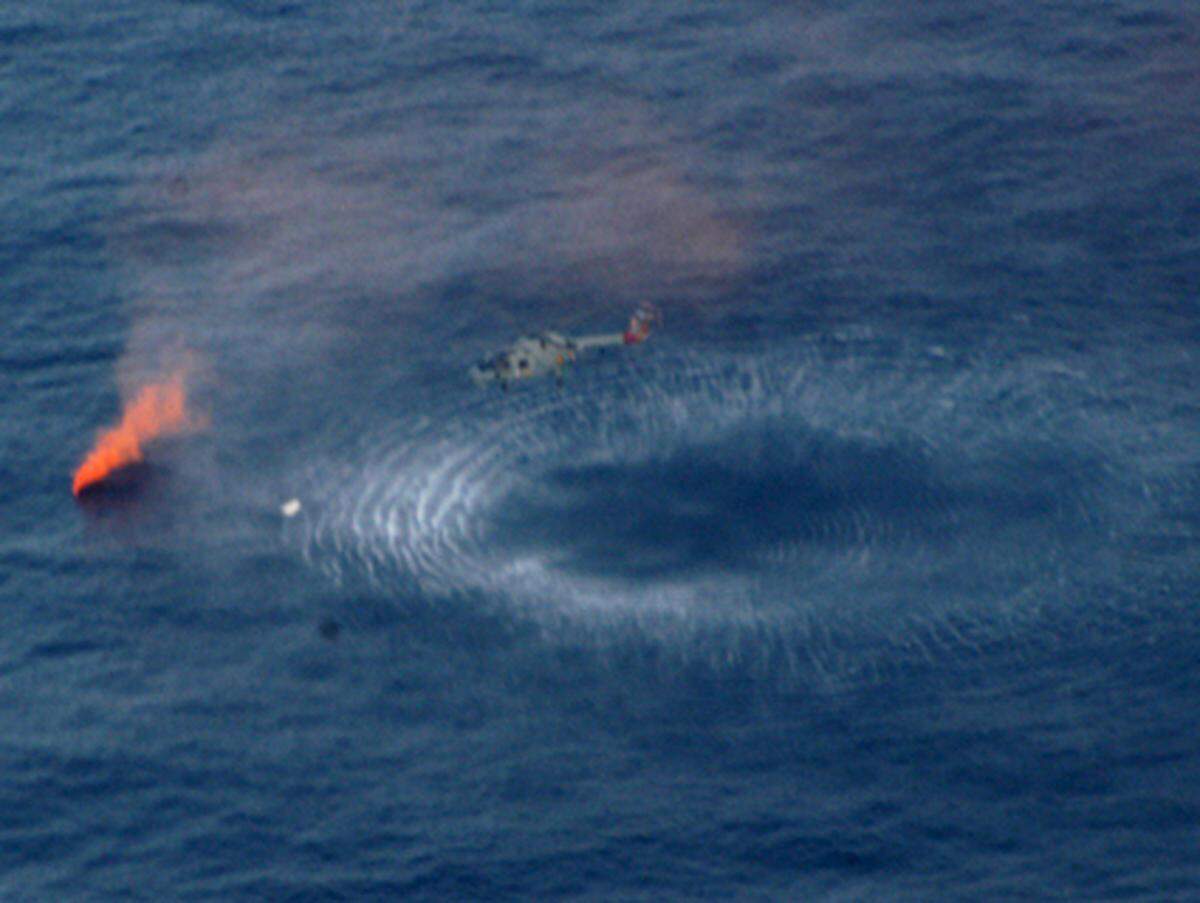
[469, 331, 579, 388]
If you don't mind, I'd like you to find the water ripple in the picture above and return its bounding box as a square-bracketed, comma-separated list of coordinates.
[291, 334, 1183, 677]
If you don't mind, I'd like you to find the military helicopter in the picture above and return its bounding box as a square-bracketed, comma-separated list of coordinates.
[470, 306, 660, 389]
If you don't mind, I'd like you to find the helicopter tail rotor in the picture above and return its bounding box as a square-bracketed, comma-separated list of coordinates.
[623, 305, 661, 345]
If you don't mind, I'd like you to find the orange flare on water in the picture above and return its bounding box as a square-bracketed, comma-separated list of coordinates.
[72, 368, 205, 497]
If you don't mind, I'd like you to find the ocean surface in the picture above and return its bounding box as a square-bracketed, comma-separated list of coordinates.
[3, 1, 1199, 898]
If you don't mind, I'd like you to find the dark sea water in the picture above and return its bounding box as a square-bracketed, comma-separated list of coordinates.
[4, 1, 1199, 899]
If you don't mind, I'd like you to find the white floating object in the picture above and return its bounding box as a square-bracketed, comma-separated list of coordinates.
[281, 498, 302, 518]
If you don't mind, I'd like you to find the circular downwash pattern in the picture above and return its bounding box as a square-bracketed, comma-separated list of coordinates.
[293, 335, 1184, 672]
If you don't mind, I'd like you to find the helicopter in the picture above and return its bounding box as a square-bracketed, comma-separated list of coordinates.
[469, 306, 660, 389]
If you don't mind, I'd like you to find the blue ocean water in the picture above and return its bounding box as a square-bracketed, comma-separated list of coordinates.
[3, 1, 1199, 898]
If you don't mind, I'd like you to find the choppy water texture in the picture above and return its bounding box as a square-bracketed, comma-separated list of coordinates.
[3, 1, 1199, 899]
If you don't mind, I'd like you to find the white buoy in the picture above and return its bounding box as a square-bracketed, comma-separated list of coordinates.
[281, 498, 302, 518]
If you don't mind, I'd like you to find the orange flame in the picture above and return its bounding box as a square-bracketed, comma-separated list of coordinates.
[72, 368, 206, 496]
